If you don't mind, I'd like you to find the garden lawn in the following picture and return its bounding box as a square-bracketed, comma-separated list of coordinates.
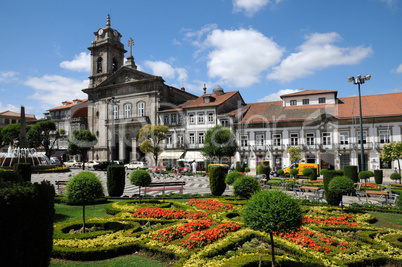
[50, 254, 165, 267]
[369, 211, 402, 230]
[54, 202, 115, 223]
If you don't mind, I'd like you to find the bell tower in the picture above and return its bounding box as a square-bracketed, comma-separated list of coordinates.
[88, 14, 127, 88]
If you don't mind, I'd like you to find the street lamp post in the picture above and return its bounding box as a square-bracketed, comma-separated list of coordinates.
[107, 97, 120, 162]
[348, 74, 371, 172]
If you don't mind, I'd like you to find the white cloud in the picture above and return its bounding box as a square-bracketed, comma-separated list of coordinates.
[257, 89, 300, 102]
[204, 28, 284, 87]
[0, 71, 19, 82]
[395, 64, 402, 73]
[233, 0, 281, 16]
[175, 68, 188, 84]
[267, 32, 373, 83]
[24, 75, 88, 107]
[0, 101, 19, 113]
[144, 60, 176, 79]
[60, 52, 90, 72]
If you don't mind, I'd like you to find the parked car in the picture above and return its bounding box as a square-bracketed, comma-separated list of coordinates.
[93, 161, 111, 171]
[50, 157, 62, 167]
[64, 160, 82, 168]
[86, 160, 99, 168]
[111, 160, 124, 166]
[124, 161, 148, 170]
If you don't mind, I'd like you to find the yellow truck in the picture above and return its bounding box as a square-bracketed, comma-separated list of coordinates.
[283, 163, 319, 176]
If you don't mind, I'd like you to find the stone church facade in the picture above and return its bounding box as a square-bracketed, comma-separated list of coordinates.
[82, 15, 197, 164]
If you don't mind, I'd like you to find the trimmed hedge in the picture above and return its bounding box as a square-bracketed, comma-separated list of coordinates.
[13, 163, 31, 182]
[235, 161, 245, 172]
[208, 164, 228, 196]
[225, 171, 244, 185]
[0, 180, 54, 266]
[232, 176, 260, 199]
[256, 160, 270, 180]
[107, 165, 125, 197]
[374, 169, 383, 185]
[323, 170, 343, 205]
[0, 168, 22, 183]
[344, 165, 358, 183]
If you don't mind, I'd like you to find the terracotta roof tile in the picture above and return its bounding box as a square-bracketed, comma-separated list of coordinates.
[0, 110, 36, 119]
[48, 99, 88, 111]
[185, 91, 240, 108]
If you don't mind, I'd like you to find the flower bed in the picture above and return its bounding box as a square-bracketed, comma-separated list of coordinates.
[132, 207, 208, 220]
[188, 198, 233, 212]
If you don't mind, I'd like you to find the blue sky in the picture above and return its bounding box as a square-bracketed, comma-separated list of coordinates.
[1, 0, 401, 119]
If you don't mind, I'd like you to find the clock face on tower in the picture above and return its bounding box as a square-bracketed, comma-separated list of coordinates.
[98, 29, 103, 36]
[113, 30, 118, 37]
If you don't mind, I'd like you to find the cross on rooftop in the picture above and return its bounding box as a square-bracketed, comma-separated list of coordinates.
[128, 38, 134, 57]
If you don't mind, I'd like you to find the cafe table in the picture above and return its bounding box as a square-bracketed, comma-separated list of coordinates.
[300, 186, 320, 192]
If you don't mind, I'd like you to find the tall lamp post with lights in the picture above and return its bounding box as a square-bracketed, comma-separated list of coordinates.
[107, 97, 120, 162]
[347, 74, 371, 172]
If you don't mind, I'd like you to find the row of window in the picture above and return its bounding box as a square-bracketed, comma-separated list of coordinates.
[1, 118, 17, 125]
[112, 102, 145, 119]
[290, 97, 326, 106]
[165, 132, 205, 145]
[239, 130, 391, 146]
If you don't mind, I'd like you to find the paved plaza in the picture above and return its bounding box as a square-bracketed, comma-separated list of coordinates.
[31, 168, 397, 206]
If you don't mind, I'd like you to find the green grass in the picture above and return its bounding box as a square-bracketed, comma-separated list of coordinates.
[50, 254, 165, 267]
[54, 202, 114, 223]
[368, 211, 402, 230]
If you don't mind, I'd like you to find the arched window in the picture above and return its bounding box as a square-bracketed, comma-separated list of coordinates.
[137, 101, 145, 117]
[97, 57, 103, 73]
[124, 103, 131, 118]
[112, 58, 118, 72]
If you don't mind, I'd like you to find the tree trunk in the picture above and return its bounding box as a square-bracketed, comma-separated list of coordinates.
[82, 204, 86, 233]
[270, 232, 276, 267]
[139, 186, 142, 203]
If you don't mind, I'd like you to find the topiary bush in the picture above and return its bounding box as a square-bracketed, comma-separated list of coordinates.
[374, 170, 383, 185]
[208, 164, 228, 196]
[225, 171, 244, 186]
[302, 168, 313, 177]
[235, 161, 244, 172]
[129, 170, 152, 203]
[344, 165, 358, 183]
[13, 163, 31, 183]
[320, 169, 328, 176]
[232, 176, 260, 199]
[244, 167, 250, 175]
[390, 173, 401, 183]
[310, 168, 318, 180]
[107, 165, 125, 197]
[66, 171, 104, 232]
[277, 169, 284, 177]
[256, 160, 270, 181]
[328, 176, 355, 208]
[323, 170, 343, 205]
[242, 190, 303, 266]
[290, 168, 298, 178]
[0, 180, 54, 266]
[358, 171, 374, 183]
[0, 169, 22, 183]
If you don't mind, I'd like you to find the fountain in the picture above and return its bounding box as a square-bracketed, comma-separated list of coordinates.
[0, 146, 52, 169]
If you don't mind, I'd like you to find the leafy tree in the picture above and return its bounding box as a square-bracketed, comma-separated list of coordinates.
[67, 130, 97, 170]
[232, 176, 260, 199]
[201, 125, 238, 163]
[1, 123, 31, 146]
[243, 190, 303, 267]
[380, 141, 402, 176]
[27, 120, 62, 158]
[129, 170, 152, 203]
[286, 146, 302, 163]
[65, 172, 104, 232]
[138, 124, 168, 165]
[390, 173, 401, 184]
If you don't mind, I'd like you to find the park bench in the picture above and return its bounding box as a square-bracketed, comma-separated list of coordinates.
[141, 181, 186, 195]
[55, 180, 68, 194]
[179, 167, 190, 174]
[147, 166, 166, 172]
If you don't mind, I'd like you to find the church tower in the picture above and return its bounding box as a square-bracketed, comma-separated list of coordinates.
[88, 14, 127, 88]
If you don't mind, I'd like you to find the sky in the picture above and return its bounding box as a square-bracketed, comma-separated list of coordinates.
[0, 0, 401, 119]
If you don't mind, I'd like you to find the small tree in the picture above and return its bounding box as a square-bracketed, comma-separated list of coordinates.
[67, 129, 97, 170]
[129, 170, 152, 203]
[380, 141, 402, 176]
[290, 168, 298, 178]
[232, 176, 260, 199]
[138, 124, 168, 165]
[243, 190, 303, 266]
[358, 171, 374, 185]
[208, 164, 228, 196]
[27, 120, 61, 159]
[201, 125, 238, 163]
[257, 160, 271, 181]
[328, 176, 355, 210]
[244, 167, 250, 176]
[286, 146, 302, 163]
[1, 123, 31, 147]
[65, 172, 104, 232]
[390, 173, 401, 184]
